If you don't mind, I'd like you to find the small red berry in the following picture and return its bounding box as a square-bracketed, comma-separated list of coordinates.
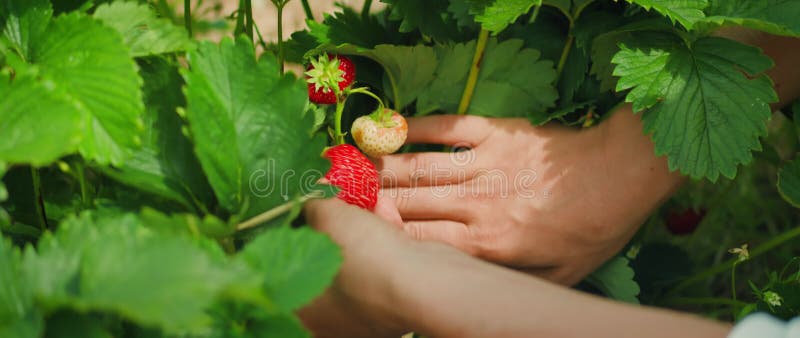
[665, 208, 706, 235]
[351, 108, 408, 158]
[305, 54, 356, 105]
[322, 144, 379, 210]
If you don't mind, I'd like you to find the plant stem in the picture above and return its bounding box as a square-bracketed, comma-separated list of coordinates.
[253, 20, 270, 51]
[457, 29, 490, 115]
[31, 167, 48, 231]
[661, 297, 747, 308]
[245, 0, 254, 41]
[156, 0, 177, 22]
[333, 95, 347, 145]
[348, 87, 385, 109]
[667, 225, 800, 297]
[184, 0, 192, 37]
[277, 3, 285, 74]
[361, 0, 373, 19]
[73, 161, 91, 210]
[234, 0, 245, 36]
[528, 4, 542, 24]
[236, 192, 322, 231]
[555, 32, 574, 82]
[301, 0, 314, 21]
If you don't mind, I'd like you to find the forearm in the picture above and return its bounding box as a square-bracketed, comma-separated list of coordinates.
[591, 29, 800, 214]
[715, 28, 800, 109]
[390, 241, 730, 338]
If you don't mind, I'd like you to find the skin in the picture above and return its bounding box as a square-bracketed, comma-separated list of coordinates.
[298, 31, 800, 337]
[374, 31, 800, 285]
[300, 199, 732, 338]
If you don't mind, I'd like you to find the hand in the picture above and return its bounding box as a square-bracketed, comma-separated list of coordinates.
[300, 199, 729, 338]
[375, 107, 685, 285]
[298, 198, 416, 338]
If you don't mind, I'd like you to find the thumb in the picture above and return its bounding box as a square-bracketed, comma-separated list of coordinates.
[373, 192, 403, 227]
[304, 198, 402, 248]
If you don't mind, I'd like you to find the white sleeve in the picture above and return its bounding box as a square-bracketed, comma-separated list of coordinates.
[728, 313, 800, 338]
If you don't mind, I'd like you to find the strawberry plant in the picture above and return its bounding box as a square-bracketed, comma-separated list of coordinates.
[2, 0, 800, 336]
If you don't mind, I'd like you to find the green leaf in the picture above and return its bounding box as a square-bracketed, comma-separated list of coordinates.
[701, 0, 800, 37]
[629, 242, 693, 301]
[542, 0, 595, 20]
[612, 35, 777, 180]
[558, 44, 589, 106]
[586, 256, 640, 304]
[24, 212, 231, 333]
[381, 0, 461, 41]
[447, 0, 475, 29]
[238, 226, 341, 311]
[625, 0, 707, 29]
[98, 57, 212, 211]
[589, 19, 676, 92]
[417, 38, 558, 118]
[44, 311, 113, 338]
[0, 70, 83, 166]
[0, 0, 52, 58]
[93, 1, 193, 57]
[138, 207, 233, 240]
[502, 7, 567, 63]
[6, 11, 145, 166]
[0, 238, 42, 338]
[0, 162, 6, 202]
[310, 6, 392, 49]
[778, 157, 800, 208]
[248, 313, 310, 338]
[183, 37, 329, 218]
[308, 43, 439, 113]
[467, 0, 540, 34]
[542, 0, 571, 18]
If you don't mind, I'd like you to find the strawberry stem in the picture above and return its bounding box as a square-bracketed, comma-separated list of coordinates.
[236, 191, 325, 231]
[347, 87, 385, 112]
[334, 90, 346, 145]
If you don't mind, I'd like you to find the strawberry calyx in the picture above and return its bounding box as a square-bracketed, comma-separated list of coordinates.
[367, 107, 399, 128]
[305, 54, 347, 97]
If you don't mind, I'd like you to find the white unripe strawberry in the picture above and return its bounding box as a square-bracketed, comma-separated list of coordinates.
[351, 108, 408, 158]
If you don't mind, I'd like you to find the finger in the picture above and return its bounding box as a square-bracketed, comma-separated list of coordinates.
[406, 115, 492, 147]
[375, 151, 479, 187]
[305, 198, 390, 246]
[403, 220, 477, 255]
[373, 192, 403, 227]
[383, 187, 472, 221]
[305, 198, 353, 234]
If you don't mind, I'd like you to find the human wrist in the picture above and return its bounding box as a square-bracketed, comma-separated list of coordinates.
[593, 107, 685, 220]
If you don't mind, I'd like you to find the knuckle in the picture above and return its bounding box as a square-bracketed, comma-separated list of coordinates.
[468, 225, 518, 263]
[403, 223, 425, 241]
[395, 190, 413, 212]
[410, 157, 429, 183]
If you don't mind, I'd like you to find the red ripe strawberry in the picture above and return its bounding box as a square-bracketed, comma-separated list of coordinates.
[351, 108, 408, 158]
[322, 144, 379, 210]
[665, 208, 706, 235]
[305, 54, 356, 105]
